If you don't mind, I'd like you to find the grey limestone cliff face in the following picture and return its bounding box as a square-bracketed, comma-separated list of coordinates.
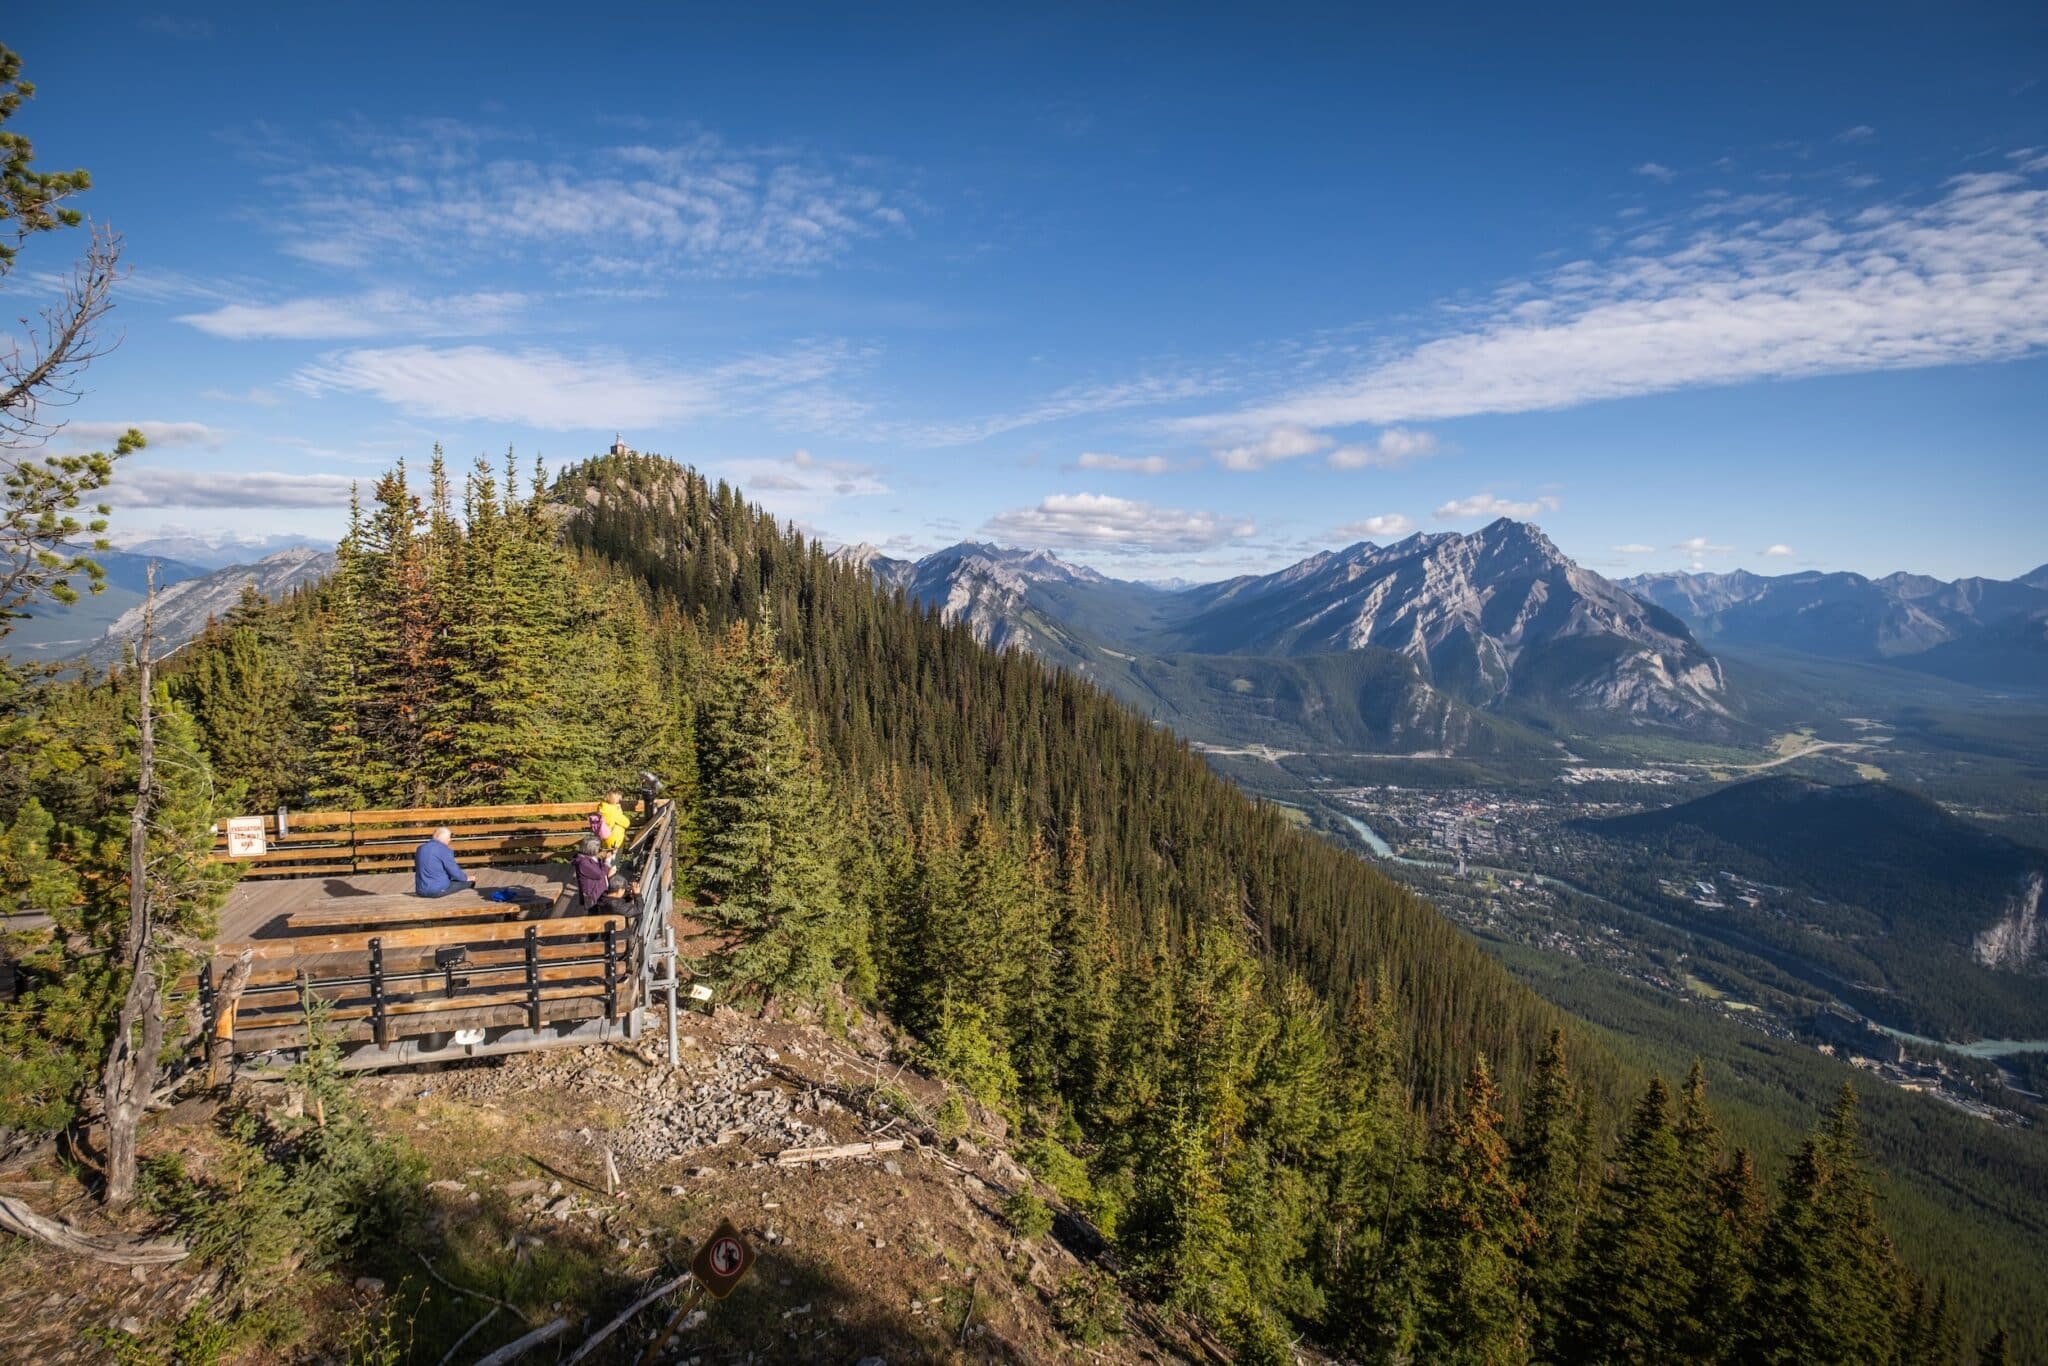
[95, 547, 337, 660]
[1974, 872, 2046, 972]
[1177, 519, 1727, 722]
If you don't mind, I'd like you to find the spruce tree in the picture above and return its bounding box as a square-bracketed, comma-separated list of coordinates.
[1742, 1085, 1907, 1366]
[1561, 1076, 1695, 1361]
[692, 617, 845, 1004]
[1406, 1056, 1533, 1365]
[1513, 1028, 1586, 1357]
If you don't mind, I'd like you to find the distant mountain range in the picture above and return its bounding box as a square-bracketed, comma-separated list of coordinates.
[837, 520, 1731, 751]
[2, 547, 334, 663]
[1623, 565, 2048, 687]
[115, 533, 334, 571]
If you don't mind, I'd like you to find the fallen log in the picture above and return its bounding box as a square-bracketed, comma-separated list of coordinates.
[472, 1316, 568, 1366]
[563, 1270, 693, 1364]
[773, 1137, 906, 1166]
[0, 1195, 189, 1265]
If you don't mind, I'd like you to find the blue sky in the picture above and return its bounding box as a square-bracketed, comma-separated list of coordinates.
[8, 1, 2047, 580]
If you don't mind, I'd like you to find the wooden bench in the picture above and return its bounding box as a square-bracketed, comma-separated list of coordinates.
[283, 890, 557, 930]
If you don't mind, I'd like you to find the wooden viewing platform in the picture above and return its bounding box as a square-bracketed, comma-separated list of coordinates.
[194, 796, 683, 1073]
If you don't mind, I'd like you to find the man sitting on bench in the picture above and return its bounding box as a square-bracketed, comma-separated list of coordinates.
[414, 827, 474, 898]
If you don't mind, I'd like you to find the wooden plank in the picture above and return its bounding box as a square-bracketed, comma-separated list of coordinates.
[235, 979, 612, 1025]
[230, 997, 608, 1051]
[346, 802, 593, 823]
[775, 1139, 907, 1165]
[213, 913, 626, 962]
[230, 939, 620, 992]
[284, 897, 548, 929]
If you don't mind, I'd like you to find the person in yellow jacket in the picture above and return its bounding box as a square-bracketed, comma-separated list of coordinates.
[595, 789, 632, 861]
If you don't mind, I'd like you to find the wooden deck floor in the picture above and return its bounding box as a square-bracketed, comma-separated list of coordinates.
[214, 862, 570, 945]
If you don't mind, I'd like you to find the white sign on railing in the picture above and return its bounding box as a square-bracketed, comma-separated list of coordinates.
[225, 816, 267, 858]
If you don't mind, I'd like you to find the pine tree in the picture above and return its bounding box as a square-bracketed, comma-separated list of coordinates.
[1741, 1085, 1908, 1366]
[692, 617, 845, 1004]
[1406, 1056, 1533, 1365]
[1513, 1028, 1586, 1357]
[306, 488, 373, 807]
[179, 586, 305, 811]
[1561, 1076, 1696, 1361]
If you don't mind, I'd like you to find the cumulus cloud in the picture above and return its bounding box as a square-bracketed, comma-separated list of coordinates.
[1179, 169, 2048, 432]
[107, 467, 358, 509]
[1329, 514, 1416, 540]
[1326, 426, 1443, 470]
[1612, 543, 1657, 554]
[261, 119, 908, 276]
[1675, 536, 1735, 554]
[984, 493, 1255, 552]
[1070, 452, 1172, 475]
[1435, 493, 1561, 521]
[1214, 423, 1332, 471]
[1761, 543, 1796, 557]
[295, 341, 855, 431]
[181, 289, 528, 340]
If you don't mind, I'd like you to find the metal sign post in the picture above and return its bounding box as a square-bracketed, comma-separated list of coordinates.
[637, 1219, 755, 1364]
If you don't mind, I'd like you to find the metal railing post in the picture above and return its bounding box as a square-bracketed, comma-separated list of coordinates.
[524, 925, 541, 1031]
[368, 937, 388, 1047]
[602, 923, 618, 1019]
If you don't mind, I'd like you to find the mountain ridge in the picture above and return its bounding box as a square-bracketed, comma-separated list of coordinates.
[840, 519, 1731, 734]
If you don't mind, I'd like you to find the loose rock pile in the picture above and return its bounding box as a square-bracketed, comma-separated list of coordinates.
[422, 1039, 851, 1167]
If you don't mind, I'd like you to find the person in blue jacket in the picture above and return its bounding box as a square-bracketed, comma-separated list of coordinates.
[414, 827, 473, 897]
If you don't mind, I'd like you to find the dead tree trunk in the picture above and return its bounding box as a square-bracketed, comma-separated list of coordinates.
[100, 570, 157, 1209]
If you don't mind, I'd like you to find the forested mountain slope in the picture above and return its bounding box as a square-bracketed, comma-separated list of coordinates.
[1589, 775, 2048, 1039]
[10, 449, 2030, 1360]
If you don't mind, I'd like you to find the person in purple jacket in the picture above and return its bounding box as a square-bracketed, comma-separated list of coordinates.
[571, 835, 609, 911]
[414, 827, 473, 897]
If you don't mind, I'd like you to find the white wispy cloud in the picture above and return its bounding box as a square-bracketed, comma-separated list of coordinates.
[1180, 168, 2048, 432]
[260, 120, 907, 277]
[1761, 543, 1796, 557]
[1069, 452, 1173, 474]
[294, 341, 857, 431]
[1326, 426, 1442, 470]
[59, 420, 226, 450]
[1435, 492, 1561, 521]
[894, 374, 1222, 448]
[717, 449, 888, 519]
[1330, 514, 1415, 540]
[1836, 125, 1876, 144]
[1635, 161, 1677, 183]
[1214, 422, 1332, 471]
[107, 467, 358, 509]
[1612, 543, 1657, 554]
[1675, 536, 1735, 554]
[984, 493, 1254, 552]
[180, 289, 528, 340]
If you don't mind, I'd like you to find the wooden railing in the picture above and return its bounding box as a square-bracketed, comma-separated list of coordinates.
[202, 911, 633, 1053]
[209, 801, 597, 879]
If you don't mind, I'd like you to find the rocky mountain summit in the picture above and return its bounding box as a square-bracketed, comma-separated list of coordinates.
[843, 520, 1729, 729]
[1167, 519, 1727, 722]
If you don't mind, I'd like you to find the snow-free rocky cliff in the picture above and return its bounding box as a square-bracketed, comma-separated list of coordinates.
[840, 520, 1729, 728]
